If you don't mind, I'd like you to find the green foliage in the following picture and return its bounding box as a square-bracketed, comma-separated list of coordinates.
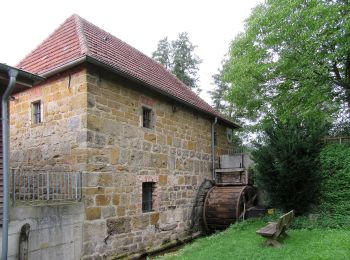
[252, 116, 328, 214]
[291, 214, 350, 230]
[152, 33, 202, 93]
[157, 219, 350, 259]
[319, 143, 350, 216]
[224, 0, 350, 127]
[152, 37, 171, 70]
[269, 143, 350, 229]
[208, 68, 231, 114]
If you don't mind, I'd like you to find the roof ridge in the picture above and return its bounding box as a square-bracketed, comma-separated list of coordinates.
[78, 16, 203, 102]
[16, 14, 240, 128]
[17, 15, 77, 68]
[73, 14, 89, 55]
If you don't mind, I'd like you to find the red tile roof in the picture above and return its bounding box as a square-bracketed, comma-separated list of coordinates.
[17, 15, 239, 128]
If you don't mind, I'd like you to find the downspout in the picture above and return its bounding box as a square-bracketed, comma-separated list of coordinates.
[211, 117, 218, 181]
[1, 68, 18, 260]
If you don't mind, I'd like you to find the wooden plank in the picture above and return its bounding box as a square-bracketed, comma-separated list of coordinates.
[256, 210, 294, 244]
[207, 224, 229, 230]
[206, 207, 236, 213]
[211, 188, 244, 193]
[256, 223, 277, 237]
[216, 183, 246, 186]
[206, 212, 235, 219]
[206, 218, 235, 225]
[215, 168, 245, 173]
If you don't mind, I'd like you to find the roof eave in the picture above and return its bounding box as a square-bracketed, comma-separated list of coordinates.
[37, 55, 241, 129]
[0, 63, 44, 83]
[39, 56, 87, 78]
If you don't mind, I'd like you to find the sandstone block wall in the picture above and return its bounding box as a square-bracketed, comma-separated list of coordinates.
[10, 66, 88, 172]
[9, 63, 235, 259]
[9, 67, 88, 260]
[82, 66, 233, 258]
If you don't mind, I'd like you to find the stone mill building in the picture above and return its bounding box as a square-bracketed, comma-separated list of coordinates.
[1, 15, 240, 259]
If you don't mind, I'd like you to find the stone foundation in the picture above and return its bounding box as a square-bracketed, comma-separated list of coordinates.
[0, 203, 84, 260]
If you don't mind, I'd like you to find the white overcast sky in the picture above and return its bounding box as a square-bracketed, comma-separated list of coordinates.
[0, 0, 262, 104]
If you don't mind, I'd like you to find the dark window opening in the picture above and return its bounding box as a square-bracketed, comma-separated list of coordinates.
[32, 101, 42, 124]
[214, 130, 217, 146]
[142, 107, 152, 128]
[142, 182, 155, 212]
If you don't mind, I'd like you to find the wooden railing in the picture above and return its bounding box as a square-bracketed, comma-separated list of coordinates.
[323, 136, 350, 144]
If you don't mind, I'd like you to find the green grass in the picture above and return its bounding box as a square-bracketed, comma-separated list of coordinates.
[155, 220, 350, 260]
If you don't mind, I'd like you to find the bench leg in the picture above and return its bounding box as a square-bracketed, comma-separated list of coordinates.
[279, 231, 289, 239]
[265, 238, 281, 248]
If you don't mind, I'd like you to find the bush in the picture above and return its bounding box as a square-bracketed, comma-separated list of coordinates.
[319, 143, 350, 216]
[252, 116, 328, 214]
[291, 214, 350, 230]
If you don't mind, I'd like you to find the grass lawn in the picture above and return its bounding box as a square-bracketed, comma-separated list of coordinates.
[156, 220, 350, 260]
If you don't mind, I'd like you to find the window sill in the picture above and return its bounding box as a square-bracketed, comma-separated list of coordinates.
[30, 122, 44, 128]
[141, 126, 155, 132]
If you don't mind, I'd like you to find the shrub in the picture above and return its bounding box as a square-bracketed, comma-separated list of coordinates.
[291, 214, 350, 230]
[319, 143, 350, 216]
[252, 116, 328, 215]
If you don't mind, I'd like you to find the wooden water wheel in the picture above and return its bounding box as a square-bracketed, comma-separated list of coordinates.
[203, 185, 256, 232]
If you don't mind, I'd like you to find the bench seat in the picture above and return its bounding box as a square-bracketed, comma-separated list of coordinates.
[256, 210, 294, 247]
[256, 223, 277, 237]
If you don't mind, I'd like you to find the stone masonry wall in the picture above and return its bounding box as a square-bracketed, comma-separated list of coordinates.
[82, 66, 233, 258]
[9, 66, 89, 260]
[10, 66, 88, 172]
[9, 63, 234, 259]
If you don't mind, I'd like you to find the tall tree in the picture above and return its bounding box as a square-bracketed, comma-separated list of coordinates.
[152, 32, 202, 93]
[208, 67, 235, 118]
[224, 0, 350, 127]
[253, 115, 329, 213]
[152, 37, 171, 70]
[171, 32, 202, 92]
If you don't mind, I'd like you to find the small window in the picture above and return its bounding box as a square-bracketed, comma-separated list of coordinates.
[142, 107, 152, 128]
[142, 182, 155, 212]
[226, 128, 233, 143]
[31, 101, 42, 124]
[214, 130, 218, 146]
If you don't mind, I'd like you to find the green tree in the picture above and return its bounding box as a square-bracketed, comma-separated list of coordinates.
[208, 68, 233, 115]
[224, 0, 350, 126]
[152, 32, 202, 93]
[172, 32, 202, 92]
[253, 115, 329, 214]
[152, 37, 171, 70]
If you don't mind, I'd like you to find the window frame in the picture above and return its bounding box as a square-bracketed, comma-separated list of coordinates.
[31, 100, 43, 125]
[142, 182, 155, 213]
[142, 106, 153, 129]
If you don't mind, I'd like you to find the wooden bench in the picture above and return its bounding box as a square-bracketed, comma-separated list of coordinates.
[256, 210, 294, 247]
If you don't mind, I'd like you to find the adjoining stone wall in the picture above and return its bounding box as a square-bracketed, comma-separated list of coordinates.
[8, 66, 88, 259]
[82, 66, 233, 258]
[216, 123, 234, 156]
[10, 66, 88, 172]
[0, 202, 84, 260]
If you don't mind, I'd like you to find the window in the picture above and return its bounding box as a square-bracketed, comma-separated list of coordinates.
[142, 107, 152, 128]
[32, 101, 42, 124]
[226, 128, 233, 143]
[142, 182, 155, 212]
[214, 130, 217, 146]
